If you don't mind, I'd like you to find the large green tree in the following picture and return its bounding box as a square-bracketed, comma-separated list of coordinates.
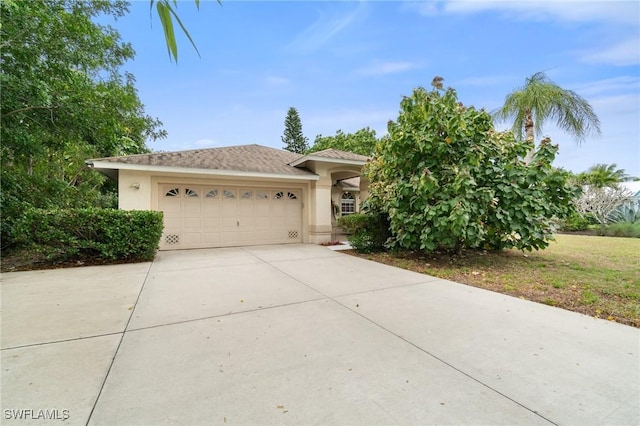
[281, 107, 309, 154]
[308, 127, 378, 156]
[494, 72, 601, 162]
[366, 79, 577, 253]
[1, 0, 165, 246]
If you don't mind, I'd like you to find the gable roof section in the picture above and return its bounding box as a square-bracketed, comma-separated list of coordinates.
[87, 144, 317, 180]
[289, 149, 370, 167]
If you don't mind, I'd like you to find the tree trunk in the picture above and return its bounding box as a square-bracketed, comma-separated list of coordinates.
[523, 110, 535, 163]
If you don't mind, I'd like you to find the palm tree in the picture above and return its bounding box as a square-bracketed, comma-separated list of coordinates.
[494, 72, 601, 162]
[576, 163, 630, 188]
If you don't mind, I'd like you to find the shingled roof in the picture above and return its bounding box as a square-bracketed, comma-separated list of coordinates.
[289, 148, 369, 167]
[88, 144, 313, 177]
[88, 144, 371, 182]
[304, 149, 370, 162]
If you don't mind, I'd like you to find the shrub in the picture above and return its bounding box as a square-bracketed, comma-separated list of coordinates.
[338, 211, 391, 253]
[365, 81, 577, 253]
[610, 206, 640, 224]
[14, 208, 164, 262]
[560, 213, 592, 231]
[595, 222, 640, 238]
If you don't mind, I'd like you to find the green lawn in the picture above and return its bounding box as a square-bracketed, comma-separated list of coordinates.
[349, 234, 640, 327]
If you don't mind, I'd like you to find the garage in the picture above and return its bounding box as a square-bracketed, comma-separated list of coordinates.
[158, 184, 302, 250]
[87, 144, 370, 248]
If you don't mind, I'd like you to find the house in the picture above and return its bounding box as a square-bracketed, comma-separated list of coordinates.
[87, 144, 369, 250]
[619, 181, 640, 213]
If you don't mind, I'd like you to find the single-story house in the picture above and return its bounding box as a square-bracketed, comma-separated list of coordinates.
[87, 144, 369, 250]
[619, 181, 640, 213]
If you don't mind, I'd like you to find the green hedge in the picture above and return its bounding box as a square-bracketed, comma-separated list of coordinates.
[559, 213, 592, 231]
[338, 211, 391, 253]
[595, 222, 640, 238]
[14, 208, 164, 262]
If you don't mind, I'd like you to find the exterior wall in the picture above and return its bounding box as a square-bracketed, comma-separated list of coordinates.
[307, 163, 368, 244]
[118, 170, 153, 210]
[308, 177, 333, 244]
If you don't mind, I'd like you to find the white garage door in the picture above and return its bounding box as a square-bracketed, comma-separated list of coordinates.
[158, 184, 302, 250]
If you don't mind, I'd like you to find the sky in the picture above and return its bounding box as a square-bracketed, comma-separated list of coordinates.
[108, 0, 639, 177]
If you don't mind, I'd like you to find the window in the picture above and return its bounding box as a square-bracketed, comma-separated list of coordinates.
[256, 191, 268, 200]
[341, 192, 355, 215]
[223, 190, 236, 199]
[241, 190, 252, 199]
[205, 189, 218, 198]
[165, 188, 180, 197]
[185, 188, 199, 198]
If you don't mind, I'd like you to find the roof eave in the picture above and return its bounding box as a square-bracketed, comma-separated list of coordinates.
[289, 156, 368, 168]
[86, 161, 319, 181]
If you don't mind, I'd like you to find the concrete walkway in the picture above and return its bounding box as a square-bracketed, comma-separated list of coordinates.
[1, 244, 638, 425]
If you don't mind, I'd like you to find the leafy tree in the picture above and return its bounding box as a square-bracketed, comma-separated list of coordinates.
[365, 79, 577, 253]
[308, 127, 378, 156]
[575, 186, 633, 224]
[1, 0, 165, 247]
[575, 163, 630, 188]
[281, 107, 309, 154]
[494, 72, 601, 162]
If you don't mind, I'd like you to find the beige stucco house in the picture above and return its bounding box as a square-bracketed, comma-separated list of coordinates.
[87, 144, 369, 250]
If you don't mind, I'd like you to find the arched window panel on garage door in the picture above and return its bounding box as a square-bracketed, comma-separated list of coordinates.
[165, 187, 180, 197]
[273, 190, 299, 200]
[185, 188, 199, 198]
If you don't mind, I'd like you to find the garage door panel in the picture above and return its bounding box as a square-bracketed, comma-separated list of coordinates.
[183, 218, 202, 230]
[254, 217, 270, 227]
[254, 202, 269, 215]
[202, 232, 221, 244]
[159, 184, 302, 250]
[219, 230, 238, 244]
[163, 217, 181, 228]
[202, 217, 220, 229]
[239, 204, 254, 217]
[181, 232, 203, 245]
[203, 200, 220, 210]
[220, 203, 237, 217]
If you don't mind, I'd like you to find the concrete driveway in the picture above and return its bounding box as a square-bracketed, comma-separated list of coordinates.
[1, 244, 638, 425]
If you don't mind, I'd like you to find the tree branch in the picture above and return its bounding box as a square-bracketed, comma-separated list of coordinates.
[1, 104, 60, 119]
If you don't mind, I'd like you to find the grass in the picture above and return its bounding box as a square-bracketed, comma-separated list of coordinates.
[347, 234, 640, 328]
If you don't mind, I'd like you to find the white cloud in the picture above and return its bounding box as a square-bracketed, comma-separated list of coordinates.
[454, 75, 514, 87]
[579, 38, 640, 66]
[357, 61, 419, 76]
[265, 75, 291, 86]
[573, 75, 640, 97]
[410, 0, 640, 25]
[286, 2, 367, 53]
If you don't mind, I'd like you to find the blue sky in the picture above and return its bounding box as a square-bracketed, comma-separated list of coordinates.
[110, 0, 639, 176]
